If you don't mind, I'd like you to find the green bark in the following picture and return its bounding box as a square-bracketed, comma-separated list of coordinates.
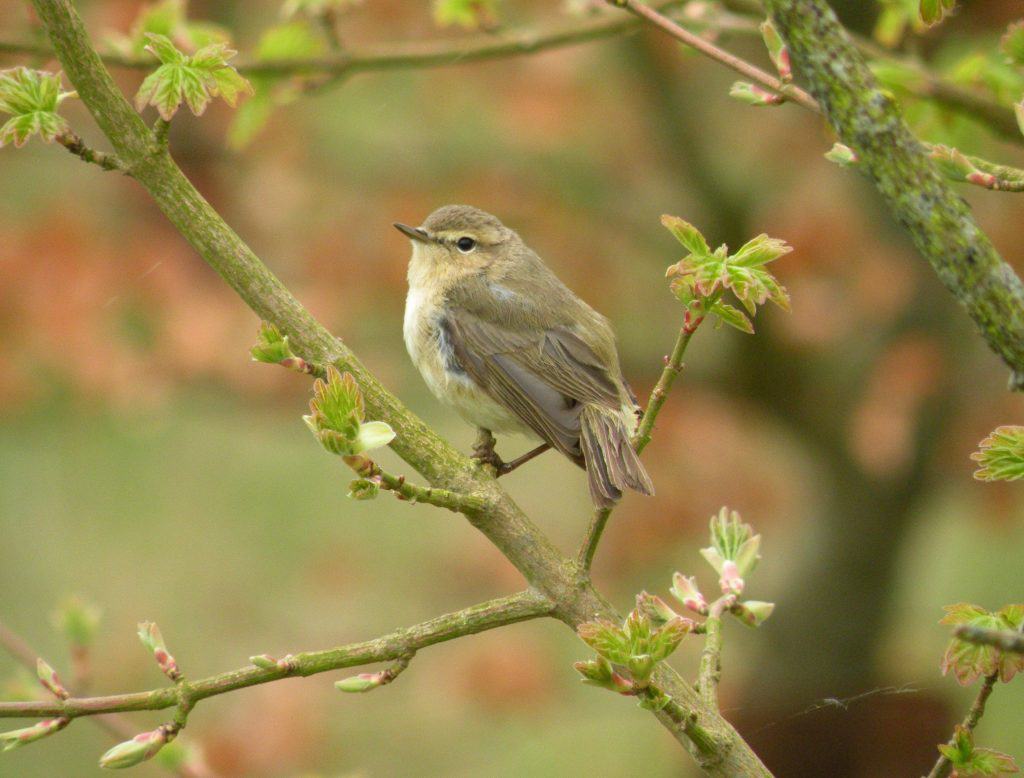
[764, 0, 1024, 389]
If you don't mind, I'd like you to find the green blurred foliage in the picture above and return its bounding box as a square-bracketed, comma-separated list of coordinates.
[2, 0, 1024, 775]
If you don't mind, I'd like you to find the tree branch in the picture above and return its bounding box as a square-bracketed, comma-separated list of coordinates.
[755, 0, 1024, 390]
[926, 671, 999, 778]
[577, 314, 701, 572]
[608, 0, 817, 111]
[953, 624, 1024, 653]
[0, 619, 195, 776]
[0, 592, 552, 720]
[23, 2, 773, 773]
[1, 2, 683, 78]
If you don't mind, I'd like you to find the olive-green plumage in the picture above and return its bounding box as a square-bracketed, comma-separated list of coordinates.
[396, 205, 654, 507]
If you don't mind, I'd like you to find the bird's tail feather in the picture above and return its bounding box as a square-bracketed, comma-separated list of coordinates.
[579, 405, 655, 508]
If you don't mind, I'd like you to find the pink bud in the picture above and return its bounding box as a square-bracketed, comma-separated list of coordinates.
[718, 560, 745, 595]
[36, 658, 70, 700]
[670, 573, 709, 615]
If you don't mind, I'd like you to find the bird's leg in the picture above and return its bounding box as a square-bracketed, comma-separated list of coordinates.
[495, 443, 552, 476]
[471, 428, 502, 472]
[471, 429, 552, 477]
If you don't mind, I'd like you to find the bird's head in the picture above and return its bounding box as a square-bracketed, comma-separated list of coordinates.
[395, 205, 520, 284]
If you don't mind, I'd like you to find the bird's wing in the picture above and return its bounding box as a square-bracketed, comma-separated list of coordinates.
[443, 308, 622, 457]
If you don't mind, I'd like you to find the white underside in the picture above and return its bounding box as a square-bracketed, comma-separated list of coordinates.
[404, 283, 535, 437]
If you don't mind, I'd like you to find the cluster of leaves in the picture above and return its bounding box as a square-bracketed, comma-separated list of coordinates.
[938, 726, 1019, 777]
[574, 509, 774, 703]
[575, 610, 692, 704]
[303, 367, 395, 457]
[940, 603, 1024, 685]
[134, 33, 252, 121]
[661, 216, 791, 334]
[106, 0, 228, 57]
[0, 68, 73, 148]
[971, 426, 1024, 482]
[873, 0, 956, 46]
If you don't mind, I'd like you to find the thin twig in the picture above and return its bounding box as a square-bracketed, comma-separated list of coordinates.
[697, 596, 732, 709]
[55, 130, 126, 173]
[577, 317, 701, 572]
[0, 592, 552, 720]
[607, 0, 818, 111]
[0, 2, 684, 77]
[953, 624, 1024, 654]
[0, 618, 195, 776]
[926, 671, 1000, 778]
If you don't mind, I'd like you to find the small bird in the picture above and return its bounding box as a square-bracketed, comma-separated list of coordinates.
[395, 205, 654, 508]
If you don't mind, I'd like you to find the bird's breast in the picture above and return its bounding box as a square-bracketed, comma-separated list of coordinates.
[403, 284, 530, 435]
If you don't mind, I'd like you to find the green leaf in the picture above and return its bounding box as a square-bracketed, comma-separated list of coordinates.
[709, 300, 754, 334]
[0, 68, 73, 148]
[938, 725, 1020, 776]
[134, 34, 252, 120]
[281, 0, 363, 17]
[972, 426, 1024, 481]
[664, 224, 791, 317]
[919, 0, 956, 25]
[354, 421, 396, 453]
[1003, 22, 1024, 66]
[661, 215, 711, 257]
[577, 619, 631, 665]
[52, 596, 102, 648]
[107, 0, 230, 57]
[572, 657, 633, 694]
[433, 0, 499, 29]
[940, 603, 1024, 684]
[250, 322, 295, 364]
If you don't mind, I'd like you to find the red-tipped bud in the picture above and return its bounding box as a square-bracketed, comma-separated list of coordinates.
[670, 573, 708, 615]
[0, 718, 69, 752]
[137, 622, 181, 682]
[98, 725, 173, 769]
[335, 671, 387, 693]
[718, 560, 745, 595]
[36, 658, 70, 700]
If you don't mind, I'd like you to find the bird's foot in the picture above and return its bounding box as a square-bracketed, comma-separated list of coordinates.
[471, 429, 551, 478]
[471, 428, 504, 475]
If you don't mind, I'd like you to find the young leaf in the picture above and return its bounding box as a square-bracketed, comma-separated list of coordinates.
[937, 724, 1020, 776]
[940, 603, 1024, 684]
[660, 215, 710, 257]
[577, 619, 631, 665]
[0, 718, 68, 752]
[282, 0, 363, 17]
[1003, 22, 1024, 66]
[919, 0, 956, 26]
[135, 33, 252, 120]
[971, 426, 1024, 482]
[708, 300, 754, 334]
[433, 0, 499, 29]
[0, 68, 74, 148]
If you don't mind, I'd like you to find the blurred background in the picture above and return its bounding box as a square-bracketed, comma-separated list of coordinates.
[2, 0, 1023, 775]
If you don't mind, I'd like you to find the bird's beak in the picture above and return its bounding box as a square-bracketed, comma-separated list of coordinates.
[393, 222, 431, 243]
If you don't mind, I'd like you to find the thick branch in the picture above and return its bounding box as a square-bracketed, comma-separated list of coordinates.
[761, 0, 1024, 389]
[27, 2, 772, 773]
[0, 592, 552, 720]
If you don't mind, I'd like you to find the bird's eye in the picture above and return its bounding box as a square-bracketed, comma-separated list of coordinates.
[456, 237, 476, 253]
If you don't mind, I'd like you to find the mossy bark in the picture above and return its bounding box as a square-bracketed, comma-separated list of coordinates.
[765, 0, 1024, 389]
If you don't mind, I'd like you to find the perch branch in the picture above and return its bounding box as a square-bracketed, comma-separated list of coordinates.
[0, 592, 553, 720]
